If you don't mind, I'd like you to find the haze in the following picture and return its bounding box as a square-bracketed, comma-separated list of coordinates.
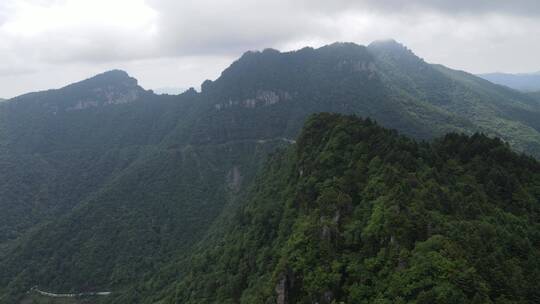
[1, 0, 539, 98]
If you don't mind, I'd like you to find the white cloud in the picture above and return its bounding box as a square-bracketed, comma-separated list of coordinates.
[1, 0, 158, 62]
[0, 0, 539, 98]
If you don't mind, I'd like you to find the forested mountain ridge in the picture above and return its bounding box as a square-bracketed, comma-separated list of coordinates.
[183, 39, 540, 155]
[161, 113, 540, 304]
[529, 91, 540, 102]
[10, 70, 147, 112]
[0, 41, 539, 303]
[0, 69, 292, 302]
[367, 40, 540, 156]
[0, 71, 196, 248]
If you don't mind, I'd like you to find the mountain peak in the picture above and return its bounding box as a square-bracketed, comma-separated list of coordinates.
[9, 69, 147, 112]
[369, 38, 402, 47]
[58, 69, 143, 96]
[367, 39, 412, 54]
[317, 42, 368, 55]
[99, 69, 129, 77]
[367, 39, 424, 64]
[75, 69, 138, 88]
[324, 41, 362, 49]
[55, 70, 145, 110]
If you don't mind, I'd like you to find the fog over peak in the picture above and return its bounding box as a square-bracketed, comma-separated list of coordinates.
[0, 0, 539, 98]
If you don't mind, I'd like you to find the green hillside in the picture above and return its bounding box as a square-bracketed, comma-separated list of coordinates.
[367, 40, 540, 156]
[162, 113, 540, 304]
[529, 91, 540, 101]
[0, 41, 539, 303]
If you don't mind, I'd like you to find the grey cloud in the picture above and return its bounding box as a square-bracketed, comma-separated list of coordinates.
[392, 0, 540, 16]
[145, 0, 540, 59]
[5, 0, 538, 65]
[301, 0, 540, 17]
[0, 0, 539, 97]
[0, 66, 36, 77]
[146, 0, 331, 56]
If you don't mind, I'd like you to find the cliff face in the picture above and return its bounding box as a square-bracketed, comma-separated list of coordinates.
[8, 70, 147, 114]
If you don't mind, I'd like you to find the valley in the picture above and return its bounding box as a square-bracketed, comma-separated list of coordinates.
[0, 41, 539, 303]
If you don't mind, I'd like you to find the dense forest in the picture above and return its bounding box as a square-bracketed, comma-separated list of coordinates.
[160, 113, 540, 304]
[529, 91, 540, 102]
[0, 41, 539, 303]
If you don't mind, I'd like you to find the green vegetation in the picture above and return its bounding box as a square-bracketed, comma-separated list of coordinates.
[161, 113, 540, 304]
[529, 91, 540, 102]
[368, 40, 540, 157]
[0, 42, 539, 303]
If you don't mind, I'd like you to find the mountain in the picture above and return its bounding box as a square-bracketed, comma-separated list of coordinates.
[478, 72, 540, 92]
[368, 40, 540, 156]
[176, 40, 540, 156]
[0, 70, 191, 248]
[152, 86, 188, 95]
[529, 91, 540, 101]
[1, 41, 540, 302]
[0, 70, 290, 302]
[158, 113, 540, 304]
[11, 70, 149, 113]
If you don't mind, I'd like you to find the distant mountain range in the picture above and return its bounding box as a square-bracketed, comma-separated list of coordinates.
[0, 40, 539, 303]
[478, 72, 540, 92]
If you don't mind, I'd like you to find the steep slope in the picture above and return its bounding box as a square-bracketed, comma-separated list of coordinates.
[1, 41, 540, 303]
[0, 70, 165, 154]
[478, 72, 540, 92]
[0, 72, 290, 302]
[368, 40, 540, 157]
[163, 113, 540, 304]
[0, 71, 194, 247]
[182, 43, 469, 145]
[0, 141, 281, 301]
[172, 40, 540, 157]
[529, 91, 540, 102]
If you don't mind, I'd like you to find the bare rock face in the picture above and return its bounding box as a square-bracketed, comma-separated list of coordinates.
[275, 270, 297, 304]
[321, 290, 334, 304]
[8, 70, 148, 114]
[214, 90, 292, 110]
[226, 166, 242, 192]
[275, 274, 289, 304]
[66, 87, 140, 111]
[65, 71, 143, 111]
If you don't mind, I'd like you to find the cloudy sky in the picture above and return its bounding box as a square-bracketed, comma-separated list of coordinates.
[0, 0, 539, 98]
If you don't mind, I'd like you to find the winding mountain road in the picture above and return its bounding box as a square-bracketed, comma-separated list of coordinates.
[30, 286, 111, 298]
